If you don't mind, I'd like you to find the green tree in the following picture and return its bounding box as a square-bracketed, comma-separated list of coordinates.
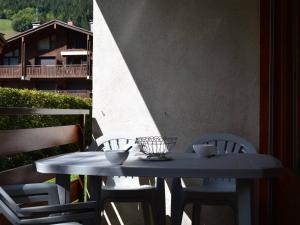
[0, 0, 92, 30]
[45, 12, 55, 21]
[0, 9, 14, 19]
[11, 8, 36, 32]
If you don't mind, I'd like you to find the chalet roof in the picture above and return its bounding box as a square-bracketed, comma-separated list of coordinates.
[0, 33, 6, 45]
[6, 20, 92, 43]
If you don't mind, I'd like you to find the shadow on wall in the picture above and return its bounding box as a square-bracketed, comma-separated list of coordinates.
[93, 0, 259, 224]
[95, 0, 259, 150]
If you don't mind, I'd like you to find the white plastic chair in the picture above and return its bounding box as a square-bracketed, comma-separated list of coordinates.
[90, 134, 166, 225]
[171, 133, 256, 225]
[0, 183, 96, 225]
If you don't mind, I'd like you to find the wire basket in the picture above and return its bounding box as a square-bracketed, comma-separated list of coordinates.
[136, 136, 177, 157]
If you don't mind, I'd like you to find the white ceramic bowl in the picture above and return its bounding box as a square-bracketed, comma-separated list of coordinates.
[104, 150, 129, 165]
[193, 144, 216, 157]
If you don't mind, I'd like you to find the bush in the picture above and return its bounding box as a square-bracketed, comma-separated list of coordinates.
[0, 88, 92, 171]
[11, 8, 35, 32]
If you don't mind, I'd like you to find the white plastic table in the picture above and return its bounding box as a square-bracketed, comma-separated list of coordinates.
[35, 152, 282, 225]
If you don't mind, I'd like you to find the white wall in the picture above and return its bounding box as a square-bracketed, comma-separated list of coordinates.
[93, 0, 260, 224]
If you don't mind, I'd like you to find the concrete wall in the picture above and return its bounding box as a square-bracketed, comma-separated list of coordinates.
[93, 0, 260, 224]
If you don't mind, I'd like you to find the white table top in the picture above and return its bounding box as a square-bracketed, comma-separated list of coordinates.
[35, 152, 282, 179]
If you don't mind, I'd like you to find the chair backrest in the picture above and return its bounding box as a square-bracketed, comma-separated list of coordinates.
[94, 134, 140, 188]
[95, 134, 136, 151]
[185, 133, 256, 185]
[0, 183, 63, 225]
[185, 133, 256, 154]
[0, 187, 21, 225]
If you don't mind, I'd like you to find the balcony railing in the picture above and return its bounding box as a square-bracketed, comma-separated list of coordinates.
[27, 65, 88, 78]
[0, 65, 22, 78]
[0, 64, 89, 79]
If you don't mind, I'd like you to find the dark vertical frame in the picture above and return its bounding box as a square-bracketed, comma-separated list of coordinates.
[259, 1, 274, 224]
[297, 0, 300, 174]
[291, 0, 299, 174]
[79, 113, 86, 202]
[260, 0, 300, 224]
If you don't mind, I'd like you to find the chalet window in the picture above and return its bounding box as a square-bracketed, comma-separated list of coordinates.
[67, 56, 87, 65]
[36, 57, 56, 65]
[14, 49, 19, 56]
[38, 35, 56, 51]
[38, 37, 51, 50]
[69, 39, 86, 49]
[3, 49, 20, 65]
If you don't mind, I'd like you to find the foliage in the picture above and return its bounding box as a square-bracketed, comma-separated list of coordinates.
[0, 88, 92, 172]
[0, 9, 14, 19]
[0, 0, 92, 30]
[11, 8, 36, 32]
[0, 19, 18, 38]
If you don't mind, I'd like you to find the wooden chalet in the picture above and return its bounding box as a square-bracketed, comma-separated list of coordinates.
[0, 20, 92, 98]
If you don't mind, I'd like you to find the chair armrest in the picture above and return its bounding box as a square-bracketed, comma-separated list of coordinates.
[19, 201, 96, 217]
[3, 183, 58, 196]
[3, 183, 60, 205]
[19, 211, 95, 225]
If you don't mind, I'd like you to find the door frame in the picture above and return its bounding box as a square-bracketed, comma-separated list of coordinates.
[260, 0, 300, 224]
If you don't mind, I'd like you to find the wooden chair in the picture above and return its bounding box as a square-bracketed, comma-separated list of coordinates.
[89, 134, 166, 225]
[0, 184, 96, 225]
[0, 108, 93, 225]
[171, 133, 256, 225]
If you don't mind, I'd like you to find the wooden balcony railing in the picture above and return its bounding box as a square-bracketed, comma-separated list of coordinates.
[0, 65, 22, 78]
[0, 108, 90, 225]
[0, 65, 89, 79]
[27, 64, 88, 78]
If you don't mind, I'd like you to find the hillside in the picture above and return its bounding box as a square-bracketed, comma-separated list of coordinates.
[0, 19, 18, 39]
[0, 0, 92, 30]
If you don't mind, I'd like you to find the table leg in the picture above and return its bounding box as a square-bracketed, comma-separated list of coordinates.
[56, 174, 70, 204]
[236, 179, 253, 225]
[87, 176, 102, 225]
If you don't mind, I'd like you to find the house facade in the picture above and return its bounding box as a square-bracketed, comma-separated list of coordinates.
[0, 20, 92, 98]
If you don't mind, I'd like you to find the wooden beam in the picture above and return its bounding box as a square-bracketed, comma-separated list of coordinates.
[21, 37, 25, 78]
[0, 125, 81, 156]
[0, 107, 89, 115]
[7, 20, 92, 43]
[87, 34, 91, 77]
[0, 165, 54, 186]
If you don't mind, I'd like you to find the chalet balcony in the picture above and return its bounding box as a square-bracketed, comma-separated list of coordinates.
[0, 64, 89, 79]
[27, 65, 89, 79]
[0, 65, 22, 78]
